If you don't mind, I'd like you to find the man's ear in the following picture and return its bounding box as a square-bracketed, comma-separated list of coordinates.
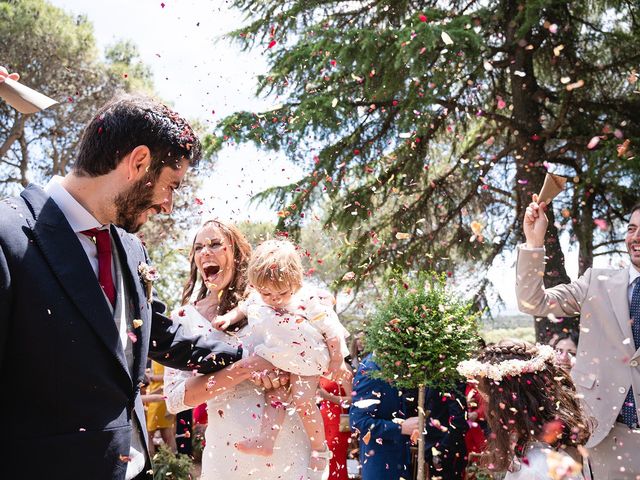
[125, 145, 152, 181]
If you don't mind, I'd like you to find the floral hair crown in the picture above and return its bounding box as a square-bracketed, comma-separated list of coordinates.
[456, 344, 555, 382]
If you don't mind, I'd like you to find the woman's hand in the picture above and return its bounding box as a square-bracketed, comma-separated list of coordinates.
[253, 369, 290, 390]
[211, 314, 231, 331]
[238, 356, 290, 390]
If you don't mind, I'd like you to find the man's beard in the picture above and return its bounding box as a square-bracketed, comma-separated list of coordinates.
[113, 174, 157, 233]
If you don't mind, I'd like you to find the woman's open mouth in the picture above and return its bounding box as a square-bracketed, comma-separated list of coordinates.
[203, 263, 221, 282]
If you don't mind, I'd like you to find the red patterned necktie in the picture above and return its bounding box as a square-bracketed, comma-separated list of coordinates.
[81, 228, 116, 307]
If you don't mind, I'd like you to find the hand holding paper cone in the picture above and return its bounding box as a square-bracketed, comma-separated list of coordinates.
[537, 173, 567, 204]
[0, 67, 19, 84]
[0, 66, 58, 114]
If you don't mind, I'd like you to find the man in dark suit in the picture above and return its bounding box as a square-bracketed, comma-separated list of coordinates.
[349, 353, 418, 480]
[421, 384, 468, 480]
[0, 86, 271, 479]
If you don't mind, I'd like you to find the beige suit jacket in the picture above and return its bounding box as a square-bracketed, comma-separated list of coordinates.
[515, 245, 640, 447]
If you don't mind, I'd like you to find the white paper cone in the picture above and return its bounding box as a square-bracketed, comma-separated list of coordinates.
[0, 78, 58, 114]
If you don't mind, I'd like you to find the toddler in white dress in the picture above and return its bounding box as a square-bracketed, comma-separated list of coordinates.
[213, 239, 349, 479]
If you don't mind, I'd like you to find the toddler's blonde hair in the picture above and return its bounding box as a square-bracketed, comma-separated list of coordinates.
[248, 239, 304, 292]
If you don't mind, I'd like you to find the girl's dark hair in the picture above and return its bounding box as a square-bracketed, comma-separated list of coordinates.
[550, 331, 579, 349]
[476, 340, 591, 472]
[73, 94, 201, 177]
[181, 220, 251, 320]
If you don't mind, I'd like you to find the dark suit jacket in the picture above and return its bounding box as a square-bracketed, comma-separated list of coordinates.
[0, 185, 242, 479]
[349, 354, 412, 480]
[422, 384, 468, 480]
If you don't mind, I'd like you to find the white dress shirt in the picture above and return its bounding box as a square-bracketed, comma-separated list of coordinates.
[44, 176, 114, 285]
[629, 265, 640, 305]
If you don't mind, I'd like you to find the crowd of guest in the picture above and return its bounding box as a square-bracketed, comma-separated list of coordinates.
[135, 193, 640, 480]
[141, 325, 581, 480]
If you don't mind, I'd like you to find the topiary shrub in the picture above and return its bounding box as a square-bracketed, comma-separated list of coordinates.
[365, 272, 481, 479]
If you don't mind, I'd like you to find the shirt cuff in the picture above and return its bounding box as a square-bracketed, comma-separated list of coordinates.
[518, 243, 545, 251]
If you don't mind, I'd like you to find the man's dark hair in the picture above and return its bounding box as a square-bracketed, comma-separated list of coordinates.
[631, 203, 640, 217]
[73, 94, 202, 176]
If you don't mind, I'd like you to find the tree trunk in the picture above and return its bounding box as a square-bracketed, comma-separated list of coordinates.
[576, 177, 595, 275]
[19, 135, 29, 187]
[504, 0, 571, 341]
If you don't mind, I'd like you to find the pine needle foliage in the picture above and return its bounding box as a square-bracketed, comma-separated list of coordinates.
[215, 0, 640, 313]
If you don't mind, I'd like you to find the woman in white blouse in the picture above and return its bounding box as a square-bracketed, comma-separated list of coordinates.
[163, 220, 311, 479]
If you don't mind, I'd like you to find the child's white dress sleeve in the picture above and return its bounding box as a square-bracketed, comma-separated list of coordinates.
[297, 286, 350, 358]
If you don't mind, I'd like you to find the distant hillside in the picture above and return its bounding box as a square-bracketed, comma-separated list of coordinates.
[482, 313, 532, 330]
[481, 314, 535, 344]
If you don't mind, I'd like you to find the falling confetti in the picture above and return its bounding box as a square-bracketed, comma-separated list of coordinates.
[441, 32, 454, 45]
[586, 136, 600, 149]
[470, 221, 483, 236]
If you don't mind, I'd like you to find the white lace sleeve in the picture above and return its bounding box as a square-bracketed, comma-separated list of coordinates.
[163, 365, 197, 415]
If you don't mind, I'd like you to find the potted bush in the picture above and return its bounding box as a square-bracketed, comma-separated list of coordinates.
[365, 272, 481, 480]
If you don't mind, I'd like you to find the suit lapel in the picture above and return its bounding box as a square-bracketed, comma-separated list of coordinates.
[602, 268, 633, 345]
[111, 226, 149, 381]
[22, 185, 131, 382]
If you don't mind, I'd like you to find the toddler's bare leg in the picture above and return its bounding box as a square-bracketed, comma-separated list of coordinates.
[236, 383, 288, 456]
[289, 375, 329, 477]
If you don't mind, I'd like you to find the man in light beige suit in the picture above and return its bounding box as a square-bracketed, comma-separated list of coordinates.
[516, 196, 640, 479]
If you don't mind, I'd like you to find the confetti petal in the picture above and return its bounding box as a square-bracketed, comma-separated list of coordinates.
[441, 31, 454, 45]
[587, 136, 600, 149]
[353, 399, 381, 409]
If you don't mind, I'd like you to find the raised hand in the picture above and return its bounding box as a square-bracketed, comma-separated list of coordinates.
[523, 193, 548, 248]
[0, 66, 20, 83]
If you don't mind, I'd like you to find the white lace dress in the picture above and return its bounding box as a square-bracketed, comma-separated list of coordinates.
[240, 285, 350, 377]
[164, 304, 311, 480]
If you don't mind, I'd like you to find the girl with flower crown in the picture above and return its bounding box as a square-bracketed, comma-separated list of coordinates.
[457, 340, 591, 480]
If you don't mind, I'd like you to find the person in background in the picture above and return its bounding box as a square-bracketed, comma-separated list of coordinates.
[348, 331, 365, 371]
[422, 384, 469, 480]
[464, 339, 488, 476]
[145, 361, 177, 455]
[175, 410, 193, 456]
[318, 371, 353, 480]
[549, 332, 578, 371]
[457, 340, 590, 480]
[464, 381, 487, 477]
[350, 353, 418, 480]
